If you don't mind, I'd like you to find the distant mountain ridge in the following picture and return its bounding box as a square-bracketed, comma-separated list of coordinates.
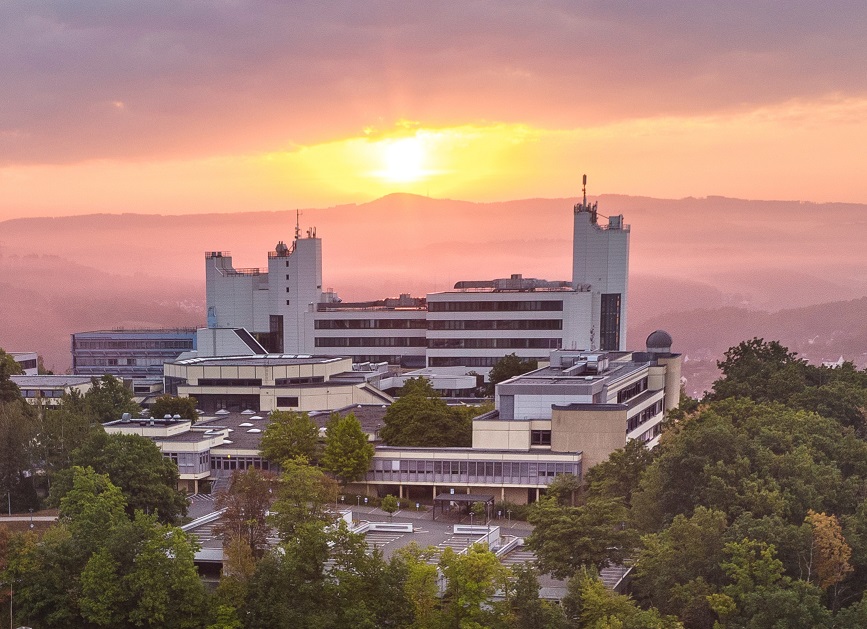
[1, 193, 864, 374]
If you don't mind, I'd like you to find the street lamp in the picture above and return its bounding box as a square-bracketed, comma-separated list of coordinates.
[507, 510, 512, 525]
[469, 512, 474, 526]
[357, 495, 361, 507]
[29, 508, 33, 529]
[364, 497, 368, 506]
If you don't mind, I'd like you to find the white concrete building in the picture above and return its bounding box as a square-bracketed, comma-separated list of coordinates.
[10, 352, 38, 375]
[11, 375, 94, 407]
[204, 189, 630, 371]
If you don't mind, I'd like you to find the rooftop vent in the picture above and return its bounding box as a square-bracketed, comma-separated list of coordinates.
[121, 413, 131, 422]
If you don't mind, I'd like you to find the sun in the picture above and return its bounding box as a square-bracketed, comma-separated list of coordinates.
[378, 137, 427, 182]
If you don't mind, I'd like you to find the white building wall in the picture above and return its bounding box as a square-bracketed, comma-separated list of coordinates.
[572, 209, 630, 350]
[511, 393, 594, 420]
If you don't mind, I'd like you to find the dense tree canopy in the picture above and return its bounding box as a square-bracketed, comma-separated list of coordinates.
[151, 395, 199, 421]
[84, 375, 140, 423]
[321, 412, 373, 486]
[259, 410, 319, 465]
[380, 377, 475, 447]
[50, 431, 188, 524]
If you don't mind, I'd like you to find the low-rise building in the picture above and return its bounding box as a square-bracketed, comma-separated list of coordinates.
[72, 328, 197, 380]
[163, 354, 393, 414]
[10, 352, 39, 375]
[11, 375, 94, 407]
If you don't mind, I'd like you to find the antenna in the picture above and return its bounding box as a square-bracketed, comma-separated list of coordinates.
[582, 174, 587, 208]
[295, 209, 301, 241]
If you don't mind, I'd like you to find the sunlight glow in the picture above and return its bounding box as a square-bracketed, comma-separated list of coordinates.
[377, 137, 427, 182]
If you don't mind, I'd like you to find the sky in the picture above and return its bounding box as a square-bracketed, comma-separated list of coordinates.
[2, 0, 867, 220]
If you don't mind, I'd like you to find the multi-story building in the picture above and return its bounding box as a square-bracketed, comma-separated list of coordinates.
[204, 192, 629, 372]
[71, 329, 197, 380]
[10, 352, 38, 375]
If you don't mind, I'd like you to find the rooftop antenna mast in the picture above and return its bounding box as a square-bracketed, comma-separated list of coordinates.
[582, 174, 587, 208]
[295, 209, 301, 241]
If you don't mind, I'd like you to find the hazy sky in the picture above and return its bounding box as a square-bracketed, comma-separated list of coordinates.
[2, 1, 866, 219]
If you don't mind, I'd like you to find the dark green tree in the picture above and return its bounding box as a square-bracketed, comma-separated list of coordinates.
[0, 349, 24, 404]
[710, 338, 807, 404]
[527, 496, 638, 580]
[584, 437, 655, 508]
[260, 410, 319, 465]
[321, 413, 373, 487]
[151, 395, 199, 421]
[381, 378, 473, 447]
[270, 457, 338, 540]
[50, 431, 188, 524]
[84, 375, 140, 423]
[0, 397, 38, 512]
[487, 353, 538, 394]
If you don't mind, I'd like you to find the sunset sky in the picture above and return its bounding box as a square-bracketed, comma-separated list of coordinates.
[2, 1, 866, 220]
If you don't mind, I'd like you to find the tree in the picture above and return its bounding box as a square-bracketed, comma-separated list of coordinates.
[151, 395, 199, 421]
[487, 353, 538, 393]
[584, 438, 655, 508]
[527, 496, 637, 580]
[0, 399, 38, 512]
[38, 390, 101, 483]
[0, 349, 23, 404]
[10, 467, 207, 629]
[562, 568, 683, 628]
[270, 457, 338, 540]
[392, 543, 442, 629]
[215, 469, 278, 562]
[510, 563, 567, 628]
[710, 338, 807, 404]
[51, 431, 188, 524]
[381, 378, 472, 447]
[321, 412, 374, 487]
[84, 375, 140, 423]
[805, 510, 854, 596]
[381, 495, 399, 519]
[260, 410, 319, 465]
[439, 544, 511, 628]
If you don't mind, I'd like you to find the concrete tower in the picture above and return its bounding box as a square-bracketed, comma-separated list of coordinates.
[205, 227, 323, 354]
[571, 177, 630, 350]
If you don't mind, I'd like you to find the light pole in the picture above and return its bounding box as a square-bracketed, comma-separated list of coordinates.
[507, 510, 512, 526]
[29, 508, 33, 529]
[357, 495, 361, 507]
[469, 512, 474, 526]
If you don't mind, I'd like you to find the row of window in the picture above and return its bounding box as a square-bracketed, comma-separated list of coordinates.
[274, 377, 324, 385]
[315, 319, 428, 330]
[315, 337, 427, 348]
[428, 338, 562, 350]
[211, 456, 272, 472]
[20, 389, 66, 398]
[429, 300, 564, 312]
[73, 340, 194, 350]
[428, 319, 563, 331]
[197, 378, 263, 387]
[627, 399, 663, 433]
[369, 459, 579, 483]
[429, 357, 503, 367]
[276, 396, 299, 407]
[16, 359, 37, 370]
[616, 377, 648, 404]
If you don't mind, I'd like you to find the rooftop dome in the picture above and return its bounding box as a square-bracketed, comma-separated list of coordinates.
[646, 329, 673, 352]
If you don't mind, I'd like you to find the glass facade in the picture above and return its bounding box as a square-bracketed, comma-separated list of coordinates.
[369, 458, 579, 486]
[600, 293, 622, 351]
[429, 300, 563, 312]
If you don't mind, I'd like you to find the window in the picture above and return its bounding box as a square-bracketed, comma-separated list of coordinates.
[600, 293, 622, 350]
[531, 430, 552, 446]
[276, 396, 299, 407]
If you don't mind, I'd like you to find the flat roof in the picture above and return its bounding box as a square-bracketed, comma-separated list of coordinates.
[171, 354, 349, 367]
[10, 375, 93, 387]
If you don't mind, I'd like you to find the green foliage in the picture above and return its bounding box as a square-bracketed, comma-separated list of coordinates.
[562, 568, 683, 628]
[381, 378, 473, 447]
[8, 468, 206, 629]
[84, 374, 141, 423]
[527, 495, 638, 580]
[380, 494, 399, 516]
[270, 457, 338, 540]
[321, 412, 374, 486]
[51, 431, 188, 524]
[0, 397, 39, 511]
[151, 394, 199, 421]
[510, 563, 568, 628]
[488, 353, 538, 393]
[439, 544, 511, 628]
[585, 438, 655, 508]
[0, 348, 24, 404]
[260, 410, 320, 465]
[630, 398, 867, 534]
[38, 390, 102, 481]
[710, 338, 807, 404]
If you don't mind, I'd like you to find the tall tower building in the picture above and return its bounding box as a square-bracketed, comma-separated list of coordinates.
[571, 177, 630, 350]
[205, 228, 323, 354]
